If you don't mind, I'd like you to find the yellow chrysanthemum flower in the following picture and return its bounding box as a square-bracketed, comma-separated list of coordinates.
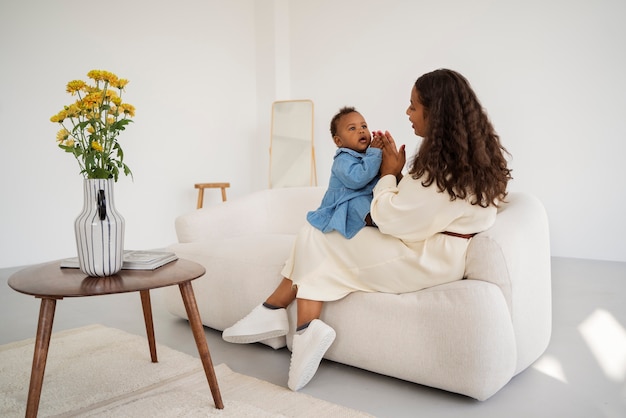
[66, 80, 87, 95]
[112, 78, 129, 89]
[87, 70, 118, 85]
[56, 129, 69, 143]
[66, 103, 82, 118]
[50, 110, 67, 123]
[106, 116, 116, 126]
[81, 93, 102, 110]
[91, 141, 104, 152]
[102, 72, 118, 84]
[85, 91, 103, 102]
[119, 103, 136, 117]
[104, 89, 117, 98]
[65, 138, 75, 147]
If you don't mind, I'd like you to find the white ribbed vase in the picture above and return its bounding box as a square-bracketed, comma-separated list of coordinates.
[74, 178, 125, 276]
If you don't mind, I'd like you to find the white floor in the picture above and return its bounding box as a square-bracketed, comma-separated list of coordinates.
[1, 256, 625, 418]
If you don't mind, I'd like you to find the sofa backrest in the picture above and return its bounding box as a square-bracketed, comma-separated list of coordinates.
[258, 187, 326, 234]
[175, 186, 326, 243]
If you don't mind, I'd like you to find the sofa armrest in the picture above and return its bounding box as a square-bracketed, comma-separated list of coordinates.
[175, 186, 326, 243]
[465, 192, 552, 374]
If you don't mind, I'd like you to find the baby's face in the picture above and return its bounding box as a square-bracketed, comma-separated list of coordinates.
[333, 112, 371, 153]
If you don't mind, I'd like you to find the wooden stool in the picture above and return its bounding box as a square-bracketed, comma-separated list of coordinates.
[194, 182, 230, 209]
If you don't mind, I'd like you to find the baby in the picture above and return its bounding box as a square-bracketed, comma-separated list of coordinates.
[307, 106, 383, 238]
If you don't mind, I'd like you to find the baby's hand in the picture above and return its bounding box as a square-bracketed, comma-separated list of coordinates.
[370, 130, 384, 149]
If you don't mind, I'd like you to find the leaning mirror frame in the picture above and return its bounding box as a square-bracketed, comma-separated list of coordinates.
[269, 99, 317, 188]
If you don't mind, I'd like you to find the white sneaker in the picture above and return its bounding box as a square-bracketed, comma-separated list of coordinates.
[287, 319, 336, 391]
[222, 304, 289, 344]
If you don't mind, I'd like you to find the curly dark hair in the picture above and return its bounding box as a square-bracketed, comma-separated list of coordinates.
[329, 106, 357, 137]
[408, 69, 512, 207]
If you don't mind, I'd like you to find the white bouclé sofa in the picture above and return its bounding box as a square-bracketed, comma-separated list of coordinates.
[163, 187, 552, 401]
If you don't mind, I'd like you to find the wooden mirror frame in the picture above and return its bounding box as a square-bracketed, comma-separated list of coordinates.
[269, 99, 317, 188]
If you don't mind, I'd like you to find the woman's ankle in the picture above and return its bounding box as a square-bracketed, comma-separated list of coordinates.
[262, 301, 284, 310]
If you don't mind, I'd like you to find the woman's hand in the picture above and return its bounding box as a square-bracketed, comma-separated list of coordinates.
[376, 130, 405, 180]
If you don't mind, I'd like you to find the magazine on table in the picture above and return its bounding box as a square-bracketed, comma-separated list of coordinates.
[60, 250, 178, 270]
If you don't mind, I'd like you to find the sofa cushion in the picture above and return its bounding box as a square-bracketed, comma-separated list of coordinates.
[284, 279, 517, 401]
[165, 234, 295, 349]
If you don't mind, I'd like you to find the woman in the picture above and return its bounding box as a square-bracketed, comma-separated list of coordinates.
[223, 68, 512, 391]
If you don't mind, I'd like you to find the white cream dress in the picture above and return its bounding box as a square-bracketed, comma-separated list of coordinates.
[280, 174, 498, 301]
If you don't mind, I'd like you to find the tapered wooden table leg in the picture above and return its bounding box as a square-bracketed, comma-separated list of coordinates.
[9, 258, 210, 415]
[140, 290, 158, 363]
[26, 297, 57, 418]
[179, 282, 224, 409]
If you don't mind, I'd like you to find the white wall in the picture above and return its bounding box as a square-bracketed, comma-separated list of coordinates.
[287, 0, 626, 262]
[1, 0, 625, 268]
[0, 0, 259, 267]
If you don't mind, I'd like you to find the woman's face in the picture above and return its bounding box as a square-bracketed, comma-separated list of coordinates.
[406, 86, 427, 137]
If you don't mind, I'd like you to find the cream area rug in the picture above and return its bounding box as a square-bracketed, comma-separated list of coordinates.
[0, 324, 372, 417]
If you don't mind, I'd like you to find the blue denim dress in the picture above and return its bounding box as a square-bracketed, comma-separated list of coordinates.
[307, 147, 382, 238]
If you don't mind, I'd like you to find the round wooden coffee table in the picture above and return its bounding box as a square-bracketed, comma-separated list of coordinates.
[8, 258, 224, 417]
